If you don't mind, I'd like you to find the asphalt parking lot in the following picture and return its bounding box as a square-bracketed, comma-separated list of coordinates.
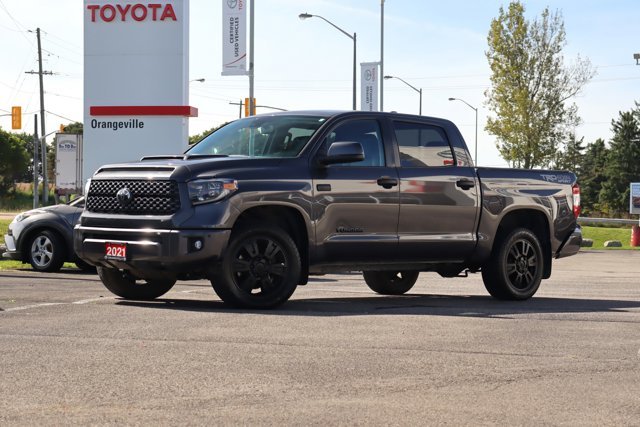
[1, 250, 639, 425]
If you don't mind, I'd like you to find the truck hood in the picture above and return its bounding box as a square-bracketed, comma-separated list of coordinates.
[92, 156, 289, 182]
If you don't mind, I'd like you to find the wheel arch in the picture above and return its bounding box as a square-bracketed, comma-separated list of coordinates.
[18, 223, 72, 263]
[492, 209, 552, 279]
[231, 204, 310, 284]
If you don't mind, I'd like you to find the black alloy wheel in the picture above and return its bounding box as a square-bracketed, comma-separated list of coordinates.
[211, 227, 300, 309]
[482, 228, 544, 300]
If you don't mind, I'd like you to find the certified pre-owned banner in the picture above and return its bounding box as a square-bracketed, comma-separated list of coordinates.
[222, 0, 247, 76]
[360, 62, 379, 111]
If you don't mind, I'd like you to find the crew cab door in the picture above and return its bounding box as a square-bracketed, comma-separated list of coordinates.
[392, 120, 480, 261]
[311, 118, 399, 263]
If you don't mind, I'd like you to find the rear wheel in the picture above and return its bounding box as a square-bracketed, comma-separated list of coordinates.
[363, 271, 419, 295]
[211, 226, 301, 309]
[27, 230, 65, 272]
[97, 267, 176, 300]
[481, 228, 544, 300]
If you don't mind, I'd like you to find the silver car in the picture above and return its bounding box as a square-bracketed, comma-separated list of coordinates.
[3, 197, 93, 272]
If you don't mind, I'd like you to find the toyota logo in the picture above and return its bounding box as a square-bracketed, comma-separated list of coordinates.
[227, 0, 238, 9]
[116, 188, 132, 207]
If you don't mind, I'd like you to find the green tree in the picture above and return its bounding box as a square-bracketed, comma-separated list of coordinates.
[0, 128, 30, 197]
[599, 106, 640, 217]
[485, 1, 595, 168]
[61, 122, 83, 134]
[554, 133, 585, 174]
[579, 138, 608, 216]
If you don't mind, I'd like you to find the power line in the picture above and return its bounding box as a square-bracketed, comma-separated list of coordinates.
[45, 110, 78, 123]
[0, 0, 33, 45]
[41, 31, 82, 56]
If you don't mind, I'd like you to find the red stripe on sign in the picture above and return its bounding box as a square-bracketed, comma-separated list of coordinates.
[90, 106, 198, 117]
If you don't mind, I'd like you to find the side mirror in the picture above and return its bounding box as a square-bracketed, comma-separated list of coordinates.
[320, 141, 364, 165]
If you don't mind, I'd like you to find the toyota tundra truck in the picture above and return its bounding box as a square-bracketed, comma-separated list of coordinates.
[74, 111, 582, 308]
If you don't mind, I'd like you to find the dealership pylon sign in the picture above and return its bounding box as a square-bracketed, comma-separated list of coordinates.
[360, 62, 379, 112]
[83, 0, 195, 184]
[222, 0, 248, 76]
[631, 183, 640, 215]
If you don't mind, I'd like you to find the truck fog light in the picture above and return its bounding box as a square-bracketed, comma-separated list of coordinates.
[194, 240, 203, 250]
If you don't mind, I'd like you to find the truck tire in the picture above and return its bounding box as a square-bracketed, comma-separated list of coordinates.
[27, 229, 65, 272]
[97, 267, 176, 300]
[75, 259, 97, 273]
[481, 228, 544, 300]
[211, 226, 301, 309]
[363, 271, 419, 295]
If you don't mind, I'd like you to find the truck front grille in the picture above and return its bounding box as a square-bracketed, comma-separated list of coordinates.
[86, 180, 180, 215]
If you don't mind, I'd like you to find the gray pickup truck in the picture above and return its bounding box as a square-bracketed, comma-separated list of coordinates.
[75, 111, 582, 308]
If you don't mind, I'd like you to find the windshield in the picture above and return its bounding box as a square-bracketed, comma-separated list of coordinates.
[188, 115, 328, 158]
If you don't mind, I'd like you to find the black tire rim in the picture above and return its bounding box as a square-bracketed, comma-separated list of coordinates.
[231, 236, 287, 296]
[386, 272, 410, 285]
[506, 238, 539, 290]
[30, 235, 54, 268]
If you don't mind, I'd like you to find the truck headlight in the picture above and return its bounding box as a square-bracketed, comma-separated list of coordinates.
[187, 179, 238, 205]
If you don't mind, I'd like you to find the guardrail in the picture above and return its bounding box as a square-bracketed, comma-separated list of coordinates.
[578, 217, 639, 226]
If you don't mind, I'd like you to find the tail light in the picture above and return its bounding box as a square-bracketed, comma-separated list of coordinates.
[572, 184, 581, 218]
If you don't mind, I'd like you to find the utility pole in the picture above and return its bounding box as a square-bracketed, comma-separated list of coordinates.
[26, 28, 54, 204]
[380, 0, 385, 111]
[33, 115, 39, 209]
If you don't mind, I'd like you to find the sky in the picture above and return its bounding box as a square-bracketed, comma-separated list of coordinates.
[1, 0, 639, 168]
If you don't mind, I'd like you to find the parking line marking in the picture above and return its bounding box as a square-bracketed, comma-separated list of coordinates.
[4, 302, 66, 312]
[72, 297, 113, 305]
[2, 296, 116, 313]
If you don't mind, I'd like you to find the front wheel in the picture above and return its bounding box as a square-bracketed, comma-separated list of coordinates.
[27, 230, 65, 272]
[481, 228, 544, 300]
[363, 271, 419, 295]
[97, 267, 176, 300]
[211, 227, 301, 309]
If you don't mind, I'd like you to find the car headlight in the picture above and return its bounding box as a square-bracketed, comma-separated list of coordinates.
[187, 179, 238, 205]
[14, 209, 46, 222]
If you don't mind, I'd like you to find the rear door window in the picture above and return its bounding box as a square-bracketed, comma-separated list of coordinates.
[393, 122, 456, 167]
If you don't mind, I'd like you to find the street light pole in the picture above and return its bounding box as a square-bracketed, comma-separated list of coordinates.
[249, 0, 255, 116]
[352, 32, 357, 111]
[448, 97, 478, 165]
[380, 0, 385, 111]
[299, 13, 356, 110]
[384, 75, 422, 115]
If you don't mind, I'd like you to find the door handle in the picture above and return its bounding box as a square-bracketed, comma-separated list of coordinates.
[456, 178, 475, 190]
[377, 177, 398, 189]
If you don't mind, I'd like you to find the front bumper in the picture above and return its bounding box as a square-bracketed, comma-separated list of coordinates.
[555, 226, 582, 259]
[74, 225, 231, 277]
[2, 234, 21, 260]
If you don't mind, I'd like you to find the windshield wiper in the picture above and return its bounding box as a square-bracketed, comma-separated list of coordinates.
[183, 154, 230, 160]
[140, 155, 184, 161]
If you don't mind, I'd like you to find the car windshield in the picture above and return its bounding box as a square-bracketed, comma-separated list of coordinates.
[188, 115, 328, 158]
